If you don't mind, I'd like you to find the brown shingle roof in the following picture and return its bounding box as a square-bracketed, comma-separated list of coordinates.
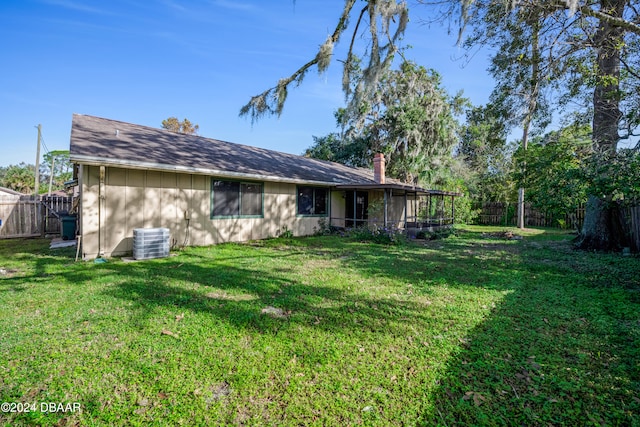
[69, 114, 389, 186]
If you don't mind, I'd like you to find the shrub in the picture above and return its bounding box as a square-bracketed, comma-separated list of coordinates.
[347, 225, 407, 245]
[416, 226, 457, 240]
[313, 218, 342, 236]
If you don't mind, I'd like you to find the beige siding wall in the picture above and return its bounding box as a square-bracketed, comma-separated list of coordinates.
[80, 165, 325, 259]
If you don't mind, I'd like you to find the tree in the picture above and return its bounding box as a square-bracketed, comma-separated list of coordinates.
[240, 1, 409, 123]
[516, 126, 591, 224]
[458, 103, 517, 205]
[242, 0, 639, 249]
[161, 117, 199, 135]
[474, 7, 551, 229]
[452, 0, 640, 248]
[458, 104, 508, 174]
[305, 61, 465, 187]
[0, 163, 36, 194]
[41, 150, 72, 193]
[363, 61, 467, 186]
[304, 133, 372, 168]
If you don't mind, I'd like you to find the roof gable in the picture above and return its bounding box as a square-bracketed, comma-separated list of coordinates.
[0, 186, 25, 196]
[69, 114, 381, 186]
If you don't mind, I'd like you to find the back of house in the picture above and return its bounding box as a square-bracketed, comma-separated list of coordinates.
[69, 114, 456, 259]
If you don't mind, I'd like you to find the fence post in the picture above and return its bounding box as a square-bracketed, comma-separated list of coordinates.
[39, 196, 45, 237]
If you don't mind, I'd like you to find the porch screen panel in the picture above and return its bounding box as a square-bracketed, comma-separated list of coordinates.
[212, 181, 240, 217]
[240, 183, 263, 216]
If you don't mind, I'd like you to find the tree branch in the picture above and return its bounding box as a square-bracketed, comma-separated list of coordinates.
[546, 0, 640, 35]
[239, 0, 357, 123]
[577, 3, 640, 35]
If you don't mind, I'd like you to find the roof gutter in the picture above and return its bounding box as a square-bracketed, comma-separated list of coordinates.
[69, 154, 359, 188]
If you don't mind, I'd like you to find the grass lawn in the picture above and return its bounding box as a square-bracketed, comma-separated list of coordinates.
[0, 226, 638, 426]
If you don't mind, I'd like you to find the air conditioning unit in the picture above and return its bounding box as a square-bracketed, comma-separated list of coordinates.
[133, 228, 170, 260]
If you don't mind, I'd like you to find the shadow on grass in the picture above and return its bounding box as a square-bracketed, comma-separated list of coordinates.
[3, 233, 637, 425]
[418, 236, 640, 426]
[89, 256, 442, 337]
[82, 231, 539, 338]
[0, 239, 77, 292]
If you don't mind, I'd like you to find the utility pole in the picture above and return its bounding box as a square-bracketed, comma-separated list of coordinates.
[34, 124, 42, 196]
[48, 155, 55, 196]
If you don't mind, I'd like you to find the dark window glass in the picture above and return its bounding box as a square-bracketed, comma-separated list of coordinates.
[314, 188, 327, 215]
[241, 183, 262, 216]
[298, 187, 314, 215]
[213, 181, 240, 217]
[297, 186, 328, 216]
[212, 180, 263, 217]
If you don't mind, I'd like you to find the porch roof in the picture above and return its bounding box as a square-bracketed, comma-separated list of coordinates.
[334, 183, 462, 197]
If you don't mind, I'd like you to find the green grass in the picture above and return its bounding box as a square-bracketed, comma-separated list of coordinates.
[0, 227, 638, 426]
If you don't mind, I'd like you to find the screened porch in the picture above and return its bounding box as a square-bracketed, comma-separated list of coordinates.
[328, 184, 461, 234]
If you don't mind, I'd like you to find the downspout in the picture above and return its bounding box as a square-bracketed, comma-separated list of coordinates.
[99, 165, 105, 257]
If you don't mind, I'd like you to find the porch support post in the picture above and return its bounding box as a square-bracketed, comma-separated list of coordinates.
[353, 189, 357, 227]
[403, 191, 407, 228]
[451, 195, 455, 225]
[383, 189, 388, 229]
[328, 188, 332, 227]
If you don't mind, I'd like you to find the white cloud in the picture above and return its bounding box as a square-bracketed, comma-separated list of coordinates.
[40, 0, 112, 15]
[210, 0, 256, 12]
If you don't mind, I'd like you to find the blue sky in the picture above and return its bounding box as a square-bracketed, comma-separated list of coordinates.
[0, 0, 494, 167]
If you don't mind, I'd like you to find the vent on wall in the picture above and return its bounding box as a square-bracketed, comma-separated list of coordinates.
[133, 228, 170, 260]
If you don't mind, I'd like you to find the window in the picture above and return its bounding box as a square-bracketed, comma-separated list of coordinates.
[297, 186, 328, 216]
[212, 180, 263, 218]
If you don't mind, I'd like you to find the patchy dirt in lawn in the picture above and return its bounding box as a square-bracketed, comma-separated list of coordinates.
[0, 267, 19, 277]
[205, 291, 258, 301]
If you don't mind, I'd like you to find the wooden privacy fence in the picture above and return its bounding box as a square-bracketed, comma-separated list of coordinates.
[475, 202, 585, 230]
[476, 201, 640, 251]
[622, 205, 640, 252]
[41, 195, 74, 236]
[0, 195, 74, 239]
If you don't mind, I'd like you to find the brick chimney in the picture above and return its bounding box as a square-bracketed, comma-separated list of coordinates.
[373, 153, 386, 184]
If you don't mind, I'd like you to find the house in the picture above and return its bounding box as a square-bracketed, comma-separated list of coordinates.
[0, 186, 25, 197]
[69, 114, 459, 259]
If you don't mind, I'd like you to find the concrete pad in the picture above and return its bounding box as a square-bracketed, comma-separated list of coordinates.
[50, 238, 77, 249]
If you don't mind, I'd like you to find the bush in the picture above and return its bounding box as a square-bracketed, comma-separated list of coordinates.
[347, 225, 407, 245]
[455, 195, 480, 225]
[313, 218, 342, 236]
[277, 226, 294, 239]
[416, 226, 457, 240]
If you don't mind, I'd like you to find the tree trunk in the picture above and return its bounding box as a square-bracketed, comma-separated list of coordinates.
[578, 195, 626, 250]
[576, 0, 625, 251]
[517, 18, 540, 230]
